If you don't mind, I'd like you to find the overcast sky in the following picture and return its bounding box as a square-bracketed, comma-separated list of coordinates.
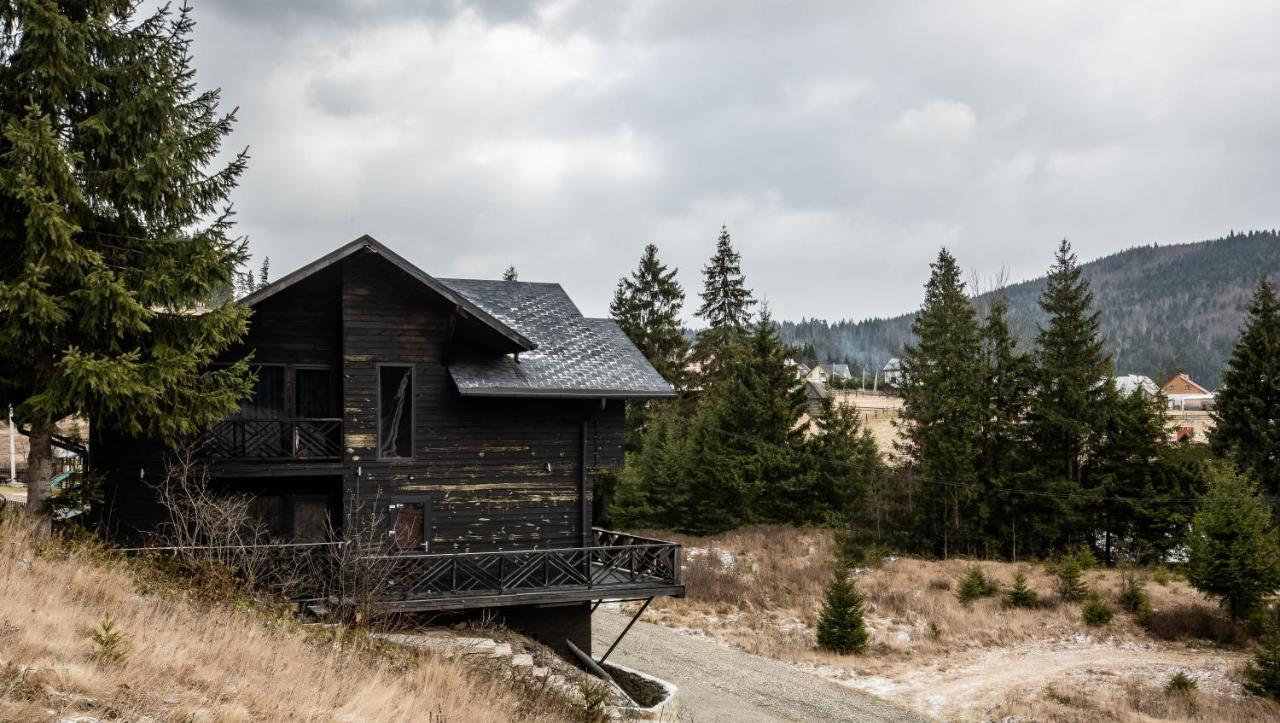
[191, 0, 1280, 322]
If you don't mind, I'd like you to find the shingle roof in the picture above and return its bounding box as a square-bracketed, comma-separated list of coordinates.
[439, 278, 676, 399]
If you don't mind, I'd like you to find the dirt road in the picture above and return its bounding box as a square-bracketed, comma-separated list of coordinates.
[592, 609, 929, 722]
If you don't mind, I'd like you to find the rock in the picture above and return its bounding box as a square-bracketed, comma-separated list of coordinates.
[511, 653, 534, 667]
[531, 666, 550, 678]
[490, 642, 512, 657]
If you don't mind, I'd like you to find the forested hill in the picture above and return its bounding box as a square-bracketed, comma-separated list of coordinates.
[778, 230, 1280, 388]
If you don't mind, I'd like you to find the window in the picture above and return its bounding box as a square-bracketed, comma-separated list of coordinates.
[241, 365, 285, 419]
[292, 497, 332, 542]
[378, 365, 413, 458]
[294, 367, 334, 418]
[391, 499, 428, 552]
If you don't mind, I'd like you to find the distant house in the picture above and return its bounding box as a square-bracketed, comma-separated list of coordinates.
[1162, 373, 1211, 396]
[882, 358, 903, 388]
[1163, 373, 1215, 411]
[794, 362, 812, 379]
[1114, 374, 1159, 396]
[803, 364, 828, 384]
[828, 363, 854, 382]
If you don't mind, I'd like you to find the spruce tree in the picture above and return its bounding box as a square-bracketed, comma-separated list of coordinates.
[1244, 623, 1280, 700]
[895, 248, 982, 555]
[0, 3, 253, 532]
[692, 226, 755, 383]
[610, 244, 688, 389]
[502, 265, 518, 281]
[716, 308, 809, 523]
[1004, 572, 1039, 608]
[1212, 279, 1280, 496]
[1186, 462, 1280, 621]
[258, 256, 270, 288]
[805, 396, 887, 530]
[976, 292, 1033, 556]
[1025, 240, 1114, 551]
[816, 568, 869, 654]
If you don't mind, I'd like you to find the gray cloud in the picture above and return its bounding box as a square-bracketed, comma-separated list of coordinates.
[189, 0, 1280, 322]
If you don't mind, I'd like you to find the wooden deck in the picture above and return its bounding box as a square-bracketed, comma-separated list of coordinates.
[366, 529, 683, 611]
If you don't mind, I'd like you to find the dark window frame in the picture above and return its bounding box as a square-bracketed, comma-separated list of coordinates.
[376, 363, 415, 460]
[292, 364, 337, 419]
[389, 495, 431, 553]
[237, 363, 287, 420]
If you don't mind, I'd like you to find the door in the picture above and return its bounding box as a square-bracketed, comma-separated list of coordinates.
[389, 496, 431, 552]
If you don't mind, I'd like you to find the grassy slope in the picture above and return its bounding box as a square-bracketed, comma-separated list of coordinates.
[0, 513, 576, 722]
[642, 525, 1280, 722]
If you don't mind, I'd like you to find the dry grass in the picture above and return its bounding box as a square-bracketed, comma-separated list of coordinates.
[0, 511, 581, 722]
[640, 525, 1280, 722]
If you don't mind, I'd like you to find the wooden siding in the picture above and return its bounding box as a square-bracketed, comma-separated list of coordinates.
[92, 249, 627, 551]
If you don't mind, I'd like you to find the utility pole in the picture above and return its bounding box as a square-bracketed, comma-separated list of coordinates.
[8, 405, 15, 485]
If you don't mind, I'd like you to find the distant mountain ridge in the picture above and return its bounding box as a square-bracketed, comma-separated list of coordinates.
[777, 230, 1280, 388]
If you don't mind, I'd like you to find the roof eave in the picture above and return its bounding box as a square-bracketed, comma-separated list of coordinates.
[456, 387, 678, 400]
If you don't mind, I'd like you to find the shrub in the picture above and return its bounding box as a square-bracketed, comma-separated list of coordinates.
[1153, 567, 1171, 586]
[1082, 594, 1114, 626]
[1165, 671, 1198, 695]
[1119, 572, 1152, 621]
[1244, 625, 1280, 700]
[1049, 557, 1088, 602]
[955, 565, 998, 606]
[816, 568, 868, 654]
[1004, 572, 1039, 609]
[88, 617, 128, 666]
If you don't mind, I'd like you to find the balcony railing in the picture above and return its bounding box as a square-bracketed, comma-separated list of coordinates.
[202, 418, 343, 461]
[364, 528, 682, 608]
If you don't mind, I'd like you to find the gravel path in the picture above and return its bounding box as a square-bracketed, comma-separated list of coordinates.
[592, 609, 929, 722]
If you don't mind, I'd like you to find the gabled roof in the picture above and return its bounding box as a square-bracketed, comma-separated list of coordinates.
[1162, 373, 1212, 395]
[239, 235, 535, 352]
[440, 278, 676, 399]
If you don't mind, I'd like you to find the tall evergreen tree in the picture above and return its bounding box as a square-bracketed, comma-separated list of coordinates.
[692, 226, 755, 383]
[976, 292, 1033, 557]
[0, 3, 253, 532]
[1028, 239, 1113, 484]
[257, 256, 270, 288]
[610, 244, 688, 389]
[502, 265, 518, 281]
[1212, 279, 1280, 496]
[1023, 240, 1114, 552]
[896, 248, 983, 555]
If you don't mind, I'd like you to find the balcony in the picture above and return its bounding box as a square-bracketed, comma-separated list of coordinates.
[202, 418, 343, 461]
[365, 528, 684, 611]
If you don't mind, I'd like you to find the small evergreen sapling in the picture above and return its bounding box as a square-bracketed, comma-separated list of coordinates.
[1050, 557, 1088, 602]
[1165, 671, 1197, 696]
[955, 565, 998, 606]
[88, 617, 128, 666]
[1004, 572, 1040, 609]
[1082, 592, 1114, 626]
[1119, 571, 1152, 621]
[1244, 624, 1280, 700]
[817, 568, 869, 654]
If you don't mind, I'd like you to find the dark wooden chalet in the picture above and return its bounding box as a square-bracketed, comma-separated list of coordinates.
[92, 235, 682, 656]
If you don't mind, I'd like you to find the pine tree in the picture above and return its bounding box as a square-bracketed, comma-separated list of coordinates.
[1212, 279, 1280, 496]
[1028, 239, 1113, 482]
[716, 308, 809, 523]
[1244, 623, 1280, 700]
[1025, 240, 1114, 552]
[977, 292, 1033, 556]
[1004, 572, 1040, 608]
[692, 226, 755, 383]
[816, 568, 869, 654]
[610, 244, 688, 389]
[1186, 462, 1280, 621]
[258, 256, 270, 288]
[0, 3, 253, 532]
[502, 265, 518, 281]
[895, 248, 983, 555]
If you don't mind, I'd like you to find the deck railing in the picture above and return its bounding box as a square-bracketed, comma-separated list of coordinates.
[364, 530, 681, 603]
[202, 418, 343, 461]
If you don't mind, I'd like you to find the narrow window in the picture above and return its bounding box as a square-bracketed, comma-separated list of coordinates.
[241, 365, 285, 419]
[292, 497, 332, 542]
[378, 366, 413, 458]
[392, 500, 427, 551]
[294, 368, 334, 418]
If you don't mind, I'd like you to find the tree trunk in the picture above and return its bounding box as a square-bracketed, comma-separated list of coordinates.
[26, 413, 54, 537]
